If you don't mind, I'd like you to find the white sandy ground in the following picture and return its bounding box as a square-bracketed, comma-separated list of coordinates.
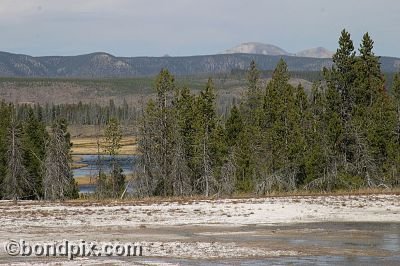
[0, 194, 399, 264]
[1, 195, 399, 228]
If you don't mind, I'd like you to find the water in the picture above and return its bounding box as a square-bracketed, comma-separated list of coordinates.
[125, 222, 400, 265]
[73, 154, 137, 177]
[73, 154, 137, 193]
[127, 256, 400, 265]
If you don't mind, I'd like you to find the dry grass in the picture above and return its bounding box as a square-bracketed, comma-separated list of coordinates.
[71, 136, 138, 155]
[66, 188, 400, 205]
[68, 125, 135, 137]
[231, 187, 400, 199]
[71, 155, 88, 169]
[71, 162, 88, 169]
[74, 175, 95, 186]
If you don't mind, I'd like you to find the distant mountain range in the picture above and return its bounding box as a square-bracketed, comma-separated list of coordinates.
[295, 47, 334, 58]
[0, 49, 399, 78]
[224, 42, 334, 58]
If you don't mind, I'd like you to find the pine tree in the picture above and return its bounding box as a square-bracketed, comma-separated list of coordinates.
[351, 33, 388, 185]
[391, 73, 400, 144]
[103, 118, 125, 197]
[304, 82, 330, 187]
[258, 61, 285, 192]
[137, 69, 177, 196]
[225, 105, 244, 147]
[292, 83, 309, 185]
[22, 108, 48, 199]
[245, 60, 263, 120]
[104, 118, 122, 156]
[157, 69, 176, 196]
[233, 61, 265, 193]
[354, 32, 384, 108]
[366, 92, 397, 185]
[0, 102, 12, 199]
[263, 59, 292, 171]
[194, 78, 218, 196]
[390, 73, 400, 184]
[323, 29, 358, 184]
[173, 87, 197, 195]
[325, 29, 356, 123]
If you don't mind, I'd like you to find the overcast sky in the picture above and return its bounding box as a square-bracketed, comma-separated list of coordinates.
[1, 0, 399, 57]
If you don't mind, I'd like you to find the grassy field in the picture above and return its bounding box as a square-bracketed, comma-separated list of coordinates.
[71, 136, 138, 155]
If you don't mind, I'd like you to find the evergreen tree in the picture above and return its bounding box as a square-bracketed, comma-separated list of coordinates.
[390, 73, 400, 184]
[233, 127, 255, 192]
[323, 29, 358, 185]
[321, 30, 399, 188]
[328, 29, 357, 115]
[263, 59, 292, 171]
[102, 118, 125, 197]
[22, 108, 48, 198]
[155, 69, 176, 196]
[104, 118, 122, 156]
[234, 61, 264, 193]
[173, 87, 197, 195]
[137, 69, 177, 196]
[324, 30, 357, 150]
[0, 102, 12, 199]
[354, 32, 384, 108]
[304, 82, 330, 188]
[391, 73, 400, 145]
[352, 33, 391, 185]
[366, 92, 397, 185]
[256, 59, 309, 192]
[225, 105, 244, 147]
[245, 60, 263, 121]
[194, 78, 218, 196]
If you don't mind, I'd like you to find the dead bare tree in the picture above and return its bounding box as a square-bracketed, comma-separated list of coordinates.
[202, 133, 212, 197]
[170, 133, 192, 196]
[256, 169, 292, 195]
[43, 120, 76, 200]
[135, 101, 164, 197]
[3, 115, 32, 202]
[218, 152, 236, 196]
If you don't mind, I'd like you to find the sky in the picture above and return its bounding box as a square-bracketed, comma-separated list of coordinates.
[0, 0, 399, 57]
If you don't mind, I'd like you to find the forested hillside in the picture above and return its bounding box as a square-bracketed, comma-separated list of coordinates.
[0, 50, 400, 78]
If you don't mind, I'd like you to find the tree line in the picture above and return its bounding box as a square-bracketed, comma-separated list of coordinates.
[14, 99, 139, 126]
[134, 30, 400, 197]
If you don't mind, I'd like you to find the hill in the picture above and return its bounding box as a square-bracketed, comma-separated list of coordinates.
[224, 42, 291, 56]
[296, 47, 334, 58]
[0, 51, 399, 78]
[224, 42, 334, 58]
